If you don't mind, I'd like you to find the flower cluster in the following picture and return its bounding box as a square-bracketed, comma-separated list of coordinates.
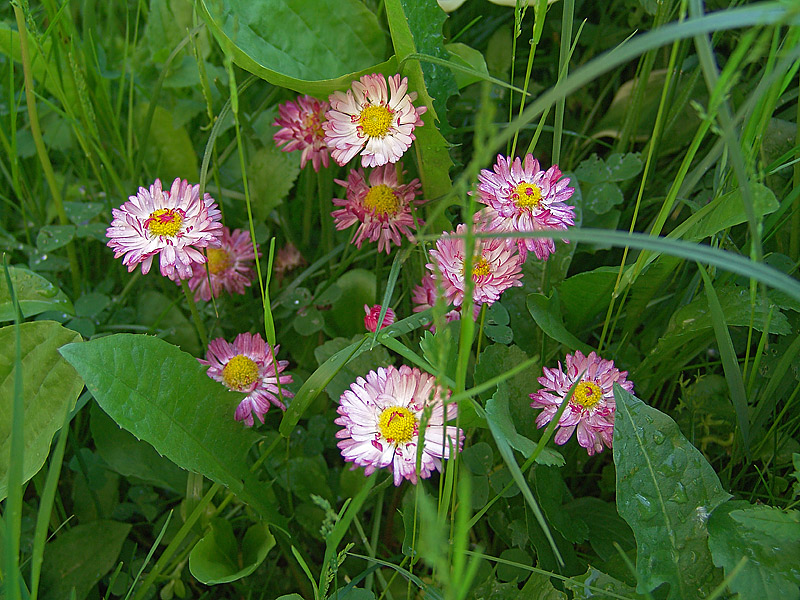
[335, 365, 463, 485]
[273, 95, 330, 172]
[529, 350, 633, 455]
[199, 332, 294, 427]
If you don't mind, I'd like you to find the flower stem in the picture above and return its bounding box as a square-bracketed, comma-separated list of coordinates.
[180, 279, 208, 348]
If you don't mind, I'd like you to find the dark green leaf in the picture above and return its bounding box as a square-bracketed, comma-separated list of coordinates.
[313, 335, 391, 403]
[526, 292, 594, 355]
[189, 518, 275, 584]
[0, 322, 83, 500]
[198, 0, 393, 96]
[90, 402, 187, 492]
[613, 384, 730, 599]
[40, 520, 130, 600]
[59, 334, 287, 530]
[0, 266, 74, 322]
[74, 293, 110, 318]
[564, 567, 645, 600]
[63, 201, 104, 225]
[558, 267, 618, 332]
[585, 182, 624, 215]
[293, 306, 325, 336]
[36, 225, 76, 253]
[533, 466, 588, 543]
[445, 42, 489, 88]
[708, 501, 800, 599]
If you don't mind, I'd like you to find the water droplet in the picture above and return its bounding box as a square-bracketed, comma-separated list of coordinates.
[634, 493, 657, 520]
[653, 430, 665, 444]
[670, 482, 688, 503]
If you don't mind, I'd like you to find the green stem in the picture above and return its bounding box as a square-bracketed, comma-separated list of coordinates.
[180, 280, 208, 348]
[791, 74, 800, 260]
[13, 3, 81, 297]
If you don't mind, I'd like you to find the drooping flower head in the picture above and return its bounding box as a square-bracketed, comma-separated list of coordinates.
[335, 365, 463, 485]
[529, 350, 633, 456]
[332, 164, 424, 254]
[427, 223, 523, 309]
[187, 227, 259, 302]
[199, 332, 294, 427]
[106, 178, 223, 280]
[273, 95, 331, 172]
[364, 304, 396, 332]
[476, 154, 576, 261]
[324, 73, 426, 168]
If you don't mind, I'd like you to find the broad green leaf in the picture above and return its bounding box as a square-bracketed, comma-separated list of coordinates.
[59, 334, 287, 530]
[89, 402, 187, 492]
[189, 518, 275, 584]
[0, 322, 82, 500]
[0, 266, 74, 322]
[134, 104, 199, 183]
[564, 567, 645, 600]
[314, 335, 391, 403]
[574, 153, 642, 184]
[445, 42, 490, 88]
[526, 292, 594, 355]
[584, 182, 623, 215]
[497, 548, 532, 583]
[566, 497, 635, 562]
[39, 520, 130, 600]
[558, 267, 618, 332]
[36, 225, 76, 253]
[613, 385, 730, 600]
[520, 570, 567, 599]
[486, 384, 564, 467]
[385, 0, 454, 200]
[533, 466, 588, 544]
[63, 201, 104, 225]
[198, 0, 394, 96]
[708, 501, 800, 600]
[327, 588, 376, 600]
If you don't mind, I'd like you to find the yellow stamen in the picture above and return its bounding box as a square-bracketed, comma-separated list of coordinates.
[513, 182, 542, 209]
[359, 105, 393, 138]
[207, 248, 232, 275]
[572, 381, 603, 409]
[364, 184, 401, 216]
[222, 354, 259, 391]
[378, 406, 417, 444]
[145, 208, 183, 237]
[472, 257, 492, 278]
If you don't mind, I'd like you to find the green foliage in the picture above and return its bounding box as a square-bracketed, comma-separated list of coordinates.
[613, 385, 731, 599]
[0, 267, 74, 322]
[189, 518, 275, 584]
[0, 321, 82, 500]
[59, 334, 287, 529]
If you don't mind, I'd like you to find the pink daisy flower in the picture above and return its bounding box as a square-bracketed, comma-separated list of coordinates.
[106, 178, 223, 281]
[324, 73, 426, 168]
[411, 273, 468, 330]
[476, 154, 576, 261]
[529, 350, 633, 456]
[427, 223, 523, 309]
[199, 332, 294, 427]
[187, 227, 259, 302]
[331, 164, 424, 254]
[335, 365, 463, 486]
[273, 95, 331, 172]
[364, 304, 396, 332]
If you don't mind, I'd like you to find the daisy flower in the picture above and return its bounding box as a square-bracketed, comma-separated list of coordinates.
[273, 95, 330, 172]
[476, 154, 576, 261]
[411, 273, 470, 330]
[106, 178, 223, 281]
[335, 365, 463, 486]
[331, 164, 423, 254]
[199, 332, 294, 427]
[324, 73, 426, 168]
[364, 304, 396, 332]
[529, 350, 633, 456]
[427, 223, 523, 309]
[187, 227, 259, 302]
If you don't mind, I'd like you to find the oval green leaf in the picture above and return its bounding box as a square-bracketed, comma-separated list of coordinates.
[0, 266, 74, 322]
[0, 321, 82, 500]
[59, 333, 287, 530]
[613, 384, 731, 599]
[189, 518, 275, 585]
[198, 0, 396, 96]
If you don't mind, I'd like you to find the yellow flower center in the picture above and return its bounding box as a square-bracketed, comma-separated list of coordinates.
[472, 257, 492, 278]
[304, 113, 325, 139]
[222, 354, 259, 391]
[364, 184, 401, 216]
[572, 381, 603, 409]
[359, 105, 393, 138]
[513, 182, 542, 209]
[207, 248, 232, 275]
[145, 208, 183, 237]
[378, 406, 417, 444]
